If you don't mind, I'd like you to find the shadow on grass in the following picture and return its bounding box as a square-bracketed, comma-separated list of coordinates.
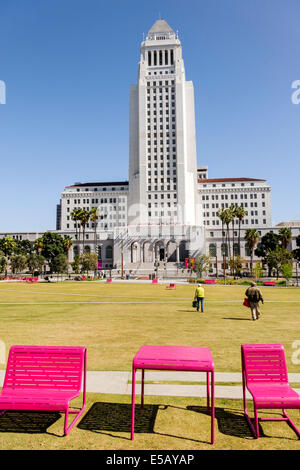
[78, 402, 159, 440]
[187, 405, 255, 439]
[0, 410, 61, 434]
[78, 402, 259, 443]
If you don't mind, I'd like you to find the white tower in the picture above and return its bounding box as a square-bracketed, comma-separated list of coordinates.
[128, 19, 201, 230]
[114, 19, 205, 274]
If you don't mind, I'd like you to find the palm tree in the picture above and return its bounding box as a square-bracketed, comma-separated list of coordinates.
[229, 204, 236, 261]
[79, 209, 90, 255]
[217, 208, 227, 278]
[235, 206, 246, 256]
[71, 208, 82, 253]
[90, 207, 100, 255]
[278, 227, 292, 250]
[245, 228, 260, 276]
[63, 235, 74, 274]
[223, 208, 234, 259]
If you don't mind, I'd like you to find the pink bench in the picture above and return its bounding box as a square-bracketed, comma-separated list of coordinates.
[166, 283, 175, 289]
[0, 345, 87, 436]
[106, 278, 112, 283]
[264, 281, 275, 286]
[205, 279, 216, 284]
[152, 279, 158, 284]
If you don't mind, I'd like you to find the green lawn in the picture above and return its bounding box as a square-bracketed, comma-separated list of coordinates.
[0, 281, 299, 450]
[0, 281, 299, 372]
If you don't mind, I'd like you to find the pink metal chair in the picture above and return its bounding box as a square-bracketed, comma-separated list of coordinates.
[241, 344, 300, 439]
[0, 345, 87, 435]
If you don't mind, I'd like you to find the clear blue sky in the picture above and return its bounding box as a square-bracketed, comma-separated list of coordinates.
[0, 0, 299, 231]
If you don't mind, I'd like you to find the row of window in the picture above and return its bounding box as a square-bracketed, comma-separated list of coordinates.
[147, 81, 175, 87]
[72, 187, 126, 192]
[202, 202, 266, 209]
[203, 219, 267, 226]
[66, 198, 124, 205]
[201, 193, 265, 201]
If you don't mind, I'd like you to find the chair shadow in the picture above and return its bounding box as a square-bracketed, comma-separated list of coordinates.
[78, 402, 159, 440]
[187, 405, 256, 439]
[78, 402, 211, 443]
[0, 410, 61, 434]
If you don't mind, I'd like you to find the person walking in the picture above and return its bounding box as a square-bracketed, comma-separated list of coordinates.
[245, 281, 264, 321]
[194, 283, 205, 312]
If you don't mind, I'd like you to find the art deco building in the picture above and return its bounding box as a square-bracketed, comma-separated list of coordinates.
[112, 19, 205, 275]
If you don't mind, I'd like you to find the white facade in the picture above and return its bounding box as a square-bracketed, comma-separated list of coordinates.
[59, 181, 128, 233]
[198, 177, 272, 229]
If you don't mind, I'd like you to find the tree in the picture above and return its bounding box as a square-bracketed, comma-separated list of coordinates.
[0, 236, 17, 276]
[27, 253, 45, 274]
[52, 253, 69, 274]
[0, 255, 8, 274]
[223, 208, 234, 259]
[193, 254, 212, 278]
[228, 255, 246, 277]
[255, 231, 281, 276]
[71, 255, 81, 274]
[245, 229, 260, 275]
[34, 237, 44, 254]
[229, 205, 236, 260]
[293, 235, 300, 262]
[253, 262, 264, 280]
[90, 207, 100, 255]
[281, 263, 293, 287]
[63, 235, 74, 274]
[13, 239, 34, 256]
[278, 227, 292, 250]
[10, 254, 28, 273]
[265, 247, 293, 279]
[235, 206, 246, 256]
[40, 232, 67, 273]
[79, 209, 90, 255]
[79, 252, 98, 274]
[217, 208, 227, 279]
[71, 208, 83, 253]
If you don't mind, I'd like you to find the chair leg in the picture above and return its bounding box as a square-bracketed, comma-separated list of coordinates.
[64, 406, 86, 436]
[254, 404, 259, 438]
[242, 383, 259, 438]
[282, 409, 300, 438]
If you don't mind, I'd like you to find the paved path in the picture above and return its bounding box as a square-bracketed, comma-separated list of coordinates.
[1, 370, 299, 400]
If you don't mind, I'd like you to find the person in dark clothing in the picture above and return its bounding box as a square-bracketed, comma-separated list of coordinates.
[245, 281, 264, 321]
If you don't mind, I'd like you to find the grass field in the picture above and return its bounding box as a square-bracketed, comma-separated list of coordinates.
[0, 280, 299, 450]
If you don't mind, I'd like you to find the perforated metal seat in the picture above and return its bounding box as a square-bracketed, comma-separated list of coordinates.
[241, 344, 300, 439]
[0, 345, 87, 435]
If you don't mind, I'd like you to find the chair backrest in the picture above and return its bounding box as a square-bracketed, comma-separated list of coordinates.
[3, 345, 86, 393]
[241, 344, 288, 385]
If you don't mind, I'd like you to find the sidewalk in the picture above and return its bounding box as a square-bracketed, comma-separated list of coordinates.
[2, 371, 299, 400]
